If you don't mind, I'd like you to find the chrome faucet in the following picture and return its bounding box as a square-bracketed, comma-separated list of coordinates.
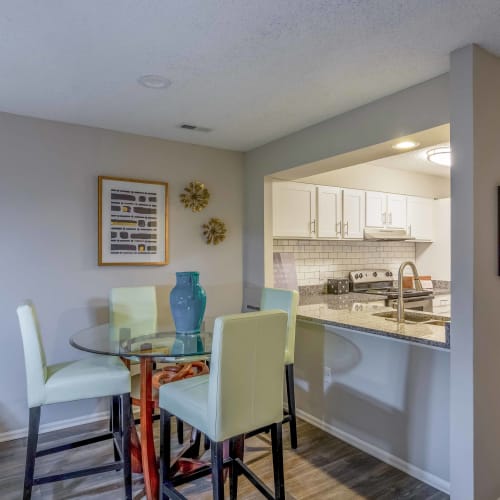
[397, 261, 423, 323]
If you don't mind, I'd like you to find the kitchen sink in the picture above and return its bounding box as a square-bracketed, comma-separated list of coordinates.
[372, 310, 450, 326]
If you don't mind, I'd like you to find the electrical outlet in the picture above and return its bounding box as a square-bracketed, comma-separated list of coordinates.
[324, 366, 332, 382]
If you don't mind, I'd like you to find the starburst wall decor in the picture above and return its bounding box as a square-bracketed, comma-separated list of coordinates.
[180, 181, 210, 212]
[202, 218, 227, 245]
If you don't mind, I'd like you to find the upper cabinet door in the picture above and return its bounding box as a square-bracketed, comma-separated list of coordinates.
[272, 181, 316, 238]
[317, 186, 342, 238]
[342, 188, 365, 239]
[386, 194, 407, 229]
[365, 191, 387, 227]
[407, 196, 434, 241]
[366, 191, 407, 229]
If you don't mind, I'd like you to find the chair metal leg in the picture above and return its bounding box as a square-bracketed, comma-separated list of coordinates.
[285, 363, 298, 449]
[121, 394, 132, 500]
[24, 406, 41, 500]
[211, 441, 224, 500]
[160, 408, 172, 499]
[229, 435, 244, 500]
[112, 395, 121, 461]
[176, 418, 184, 444]
[271, 423, 285, 500]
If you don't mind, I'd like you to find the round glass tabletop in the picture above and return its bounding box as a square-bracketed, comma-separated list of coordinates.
[70, 322, 212, 360]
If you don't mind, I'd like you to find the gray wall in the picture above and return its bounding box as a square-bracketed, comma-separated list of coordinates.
[0, 112, 243, 436]
[450, 45, 500, 500]
[296, 321, 450, 486]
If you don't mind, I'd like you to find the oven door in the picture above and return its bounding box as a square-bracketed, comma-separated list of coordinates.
[389, 296, 434, 312]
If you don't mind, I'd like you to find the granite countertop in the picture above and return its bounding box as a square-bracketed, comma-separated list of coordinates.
[297, 293, 450, 349]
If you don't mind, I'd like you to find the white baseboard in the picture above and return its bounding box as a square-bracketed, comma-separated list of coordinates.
[296, 408, 450, 494]
[0, 411, 109, 443]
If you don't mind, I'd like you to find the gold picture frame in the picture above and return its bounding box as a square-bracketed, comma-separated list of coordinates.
[98, 176, 169, 266]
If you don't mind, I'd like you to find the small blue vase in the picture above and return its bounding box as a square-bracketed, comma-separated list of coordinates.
[170, 272, 206, 334]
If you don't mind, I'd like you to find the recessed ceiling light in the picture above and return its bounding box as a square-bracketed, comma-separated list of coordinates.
[392, 140, 420, 150]
[137, 74, 171, 89]
[427, 147, 452, 167]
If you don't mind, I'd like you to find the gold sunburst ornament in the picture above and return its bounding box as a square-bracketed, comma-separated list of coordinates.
[202, 218, 227, 245]
[180, 181, 210, 212]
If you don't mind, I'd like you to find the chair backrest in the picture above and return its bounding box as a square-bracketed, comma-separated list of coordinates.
[260, 288, 299, 364]
[207, 310, 288, 442]
[16, 303, 47, 408]
[109, 286, 157, 335]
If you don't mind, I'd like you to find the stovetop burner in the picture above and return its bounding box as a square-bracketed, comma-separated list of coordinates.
[349, 269, 433, 299]
[363, 288, 433, 299]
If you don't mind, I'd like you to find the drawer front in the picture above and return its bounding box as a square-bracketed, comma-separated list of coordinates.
[433, 295, 450, 315]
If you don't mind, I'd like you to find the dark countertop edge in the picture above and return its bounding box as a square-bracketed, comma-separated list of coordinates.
[297, 314, 450, 350]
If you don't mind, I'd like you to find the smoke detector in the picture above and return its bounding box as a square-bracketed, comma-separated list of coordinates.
[137, 75, 171, 89]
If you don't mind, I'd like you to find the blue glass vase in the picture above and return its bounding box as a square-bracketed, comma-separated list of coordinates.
[170, 272, 206, 334]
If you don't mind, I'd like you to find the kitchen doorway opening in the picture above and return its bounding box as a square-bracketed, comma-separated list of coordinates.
[264, 123, 450, 314]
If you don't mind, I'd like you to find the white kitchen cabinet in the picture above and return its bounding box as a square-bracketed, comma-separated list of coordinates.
[407, 196, 434, 241]
[386, 194, 407, 228]
[365, 191, 386, 227]
[433, 294, 451, 315]
[365, 191, 407, 229]
[272, 181, 316, 238]
[317, 186, 342, 238]
[342, 188, 365, 239]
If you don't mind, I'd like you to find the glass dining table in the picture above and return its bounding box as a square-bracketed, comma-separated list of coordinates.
[70, 323, 213, 500]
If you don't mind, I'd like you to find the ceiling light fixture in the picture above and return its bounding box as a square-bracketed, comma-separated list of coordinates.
[392, 140, 420, 150]
[426, 147, 452, 167]
[137, 74, 171, 89]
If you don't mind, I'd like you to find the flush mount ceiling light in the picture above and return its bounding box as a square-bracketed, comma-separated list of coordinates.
[426, 146, 452, 167]
[392, 140, 420, 150]
[137, 74, 171, 89]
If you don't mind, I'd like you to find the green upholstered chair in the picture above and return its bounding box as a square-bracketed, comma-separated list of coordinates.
[109, 285, 158, 334]
[17, 303, 132, 500]
[109, 285, 185, 444]
[158, 310, 288, 500]
[260, 287, 300, 449]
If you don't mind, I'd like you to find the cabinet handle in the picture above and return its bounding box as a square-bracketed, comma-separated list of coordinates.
[336, 221, 342, 235]
[389, 212, 393, 224]
[311, 219, 316, 234]
[344, 221, 349, 236]
[408, 224, 412, 236]
[382, 212, 386, 225]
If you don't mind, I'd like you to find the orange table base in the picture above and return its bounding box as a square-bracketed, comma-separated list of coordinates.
[131, 358, 210, 499]
[131, 426, 143, 473]
[140, 357, 158, 499]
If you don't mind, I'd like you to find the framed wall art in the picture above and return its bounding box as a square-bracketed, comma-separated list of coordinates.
[98, 176, 168, 266]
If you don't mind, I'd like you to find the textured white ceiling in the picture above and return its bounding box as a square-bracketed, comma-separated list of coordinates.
[1, 1, 500, 151]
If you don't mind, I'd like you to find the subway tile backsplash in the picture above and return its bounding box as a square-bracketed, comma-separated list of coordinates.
[273, 239, 416, 287]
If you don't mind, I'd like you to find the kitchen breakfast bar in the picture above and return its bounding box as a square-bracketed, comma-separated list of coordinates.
[292, 291, 450, 492]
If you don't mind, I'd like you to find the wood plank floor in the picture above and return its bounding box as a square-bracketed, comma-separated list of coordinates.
[0, 417, 449, 499]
